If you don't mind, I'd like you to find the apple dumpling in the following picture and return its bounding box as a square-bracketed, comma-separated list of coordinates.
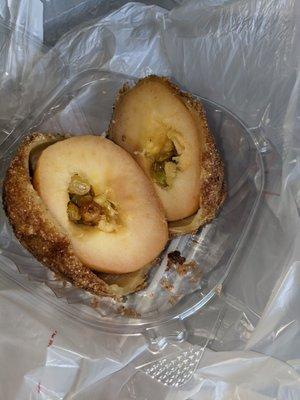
[109, 76, 226, 234]
[3, 133, 168, 297]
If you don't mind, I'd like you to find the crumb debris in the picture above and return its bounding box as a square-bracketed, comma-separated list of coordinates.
[161, 278, 174, 291]
[215, 284, 222, 297]
[176, 260, 198, 276]
[53, 272, 63, 281]
[90, 297, 99, 308]
[169, 295, 180, 305]
[189, 268, 203, 283]
[167, 250, 186, 269]
[47, 330, 57, 347]
[118, 306, 140, 319]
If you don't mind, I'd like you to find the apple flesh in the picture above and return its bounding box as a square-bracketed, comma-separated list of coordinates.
[109, 76, 202, 222]
[34, 135, 168, 274]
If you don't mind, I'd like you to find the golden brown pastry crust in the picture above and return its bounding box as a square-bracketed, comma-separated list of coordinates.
[3, 133, 116, 297]
[108, 75, 226, 234]
[177, 90, 226, 232]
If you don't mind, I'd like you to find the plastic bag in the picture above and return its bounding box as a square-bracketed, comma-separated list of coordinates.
[0, 0, 299, 398]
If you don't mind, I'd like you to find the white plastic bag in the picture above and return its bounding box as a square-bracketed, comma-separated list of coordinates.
[0, 0, 299, 398]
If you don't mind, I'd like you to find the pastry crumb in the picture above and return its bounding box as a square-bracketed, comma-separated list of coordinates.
[168, 250, 186, 265]
[118, 306, 140, 318]
[176, 260, 198, 276]
[161, 278, 174, 291]
[215, 284, 222, 297]
[90, 297, 99, 308]
[169, 295, 180, 305]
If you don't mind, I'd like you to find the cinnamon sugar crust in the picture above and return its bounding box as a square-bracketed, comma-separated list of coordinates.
[3, 133, 115, 297]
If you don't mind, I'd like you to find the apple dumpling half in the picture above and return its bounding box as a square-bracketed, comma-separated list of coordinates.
[3, 133, 168, 297]
[109, 76, 226, 234]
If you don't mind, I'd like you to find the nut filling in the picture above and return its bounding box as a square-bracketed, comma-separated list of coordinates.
[67, 174, 120, 233]
[142, 126, 184, 189]
[150, 140, 179, 188]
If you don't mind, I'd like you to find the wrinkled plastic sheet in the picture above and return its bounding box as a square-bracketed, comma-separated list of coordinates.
[42, 0, 182, 46]
[0, 0, 300, 398]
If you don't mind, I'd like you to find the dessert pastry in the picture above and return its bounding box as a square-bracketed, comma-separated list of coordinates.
[109, 76, 226, 234]
[3, 133, 168, 297]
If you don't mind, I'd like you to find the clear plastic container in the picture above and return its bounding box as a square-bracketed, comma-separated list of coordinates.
[0, 25, 265, 336]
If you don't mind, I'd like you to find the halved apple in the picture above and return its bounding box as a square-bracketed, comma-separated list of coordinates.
[109, 76, 226, 233]
[3, 133, 168, 297]
[108, 76, 201, 222]
[34, 135, 168, 274]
